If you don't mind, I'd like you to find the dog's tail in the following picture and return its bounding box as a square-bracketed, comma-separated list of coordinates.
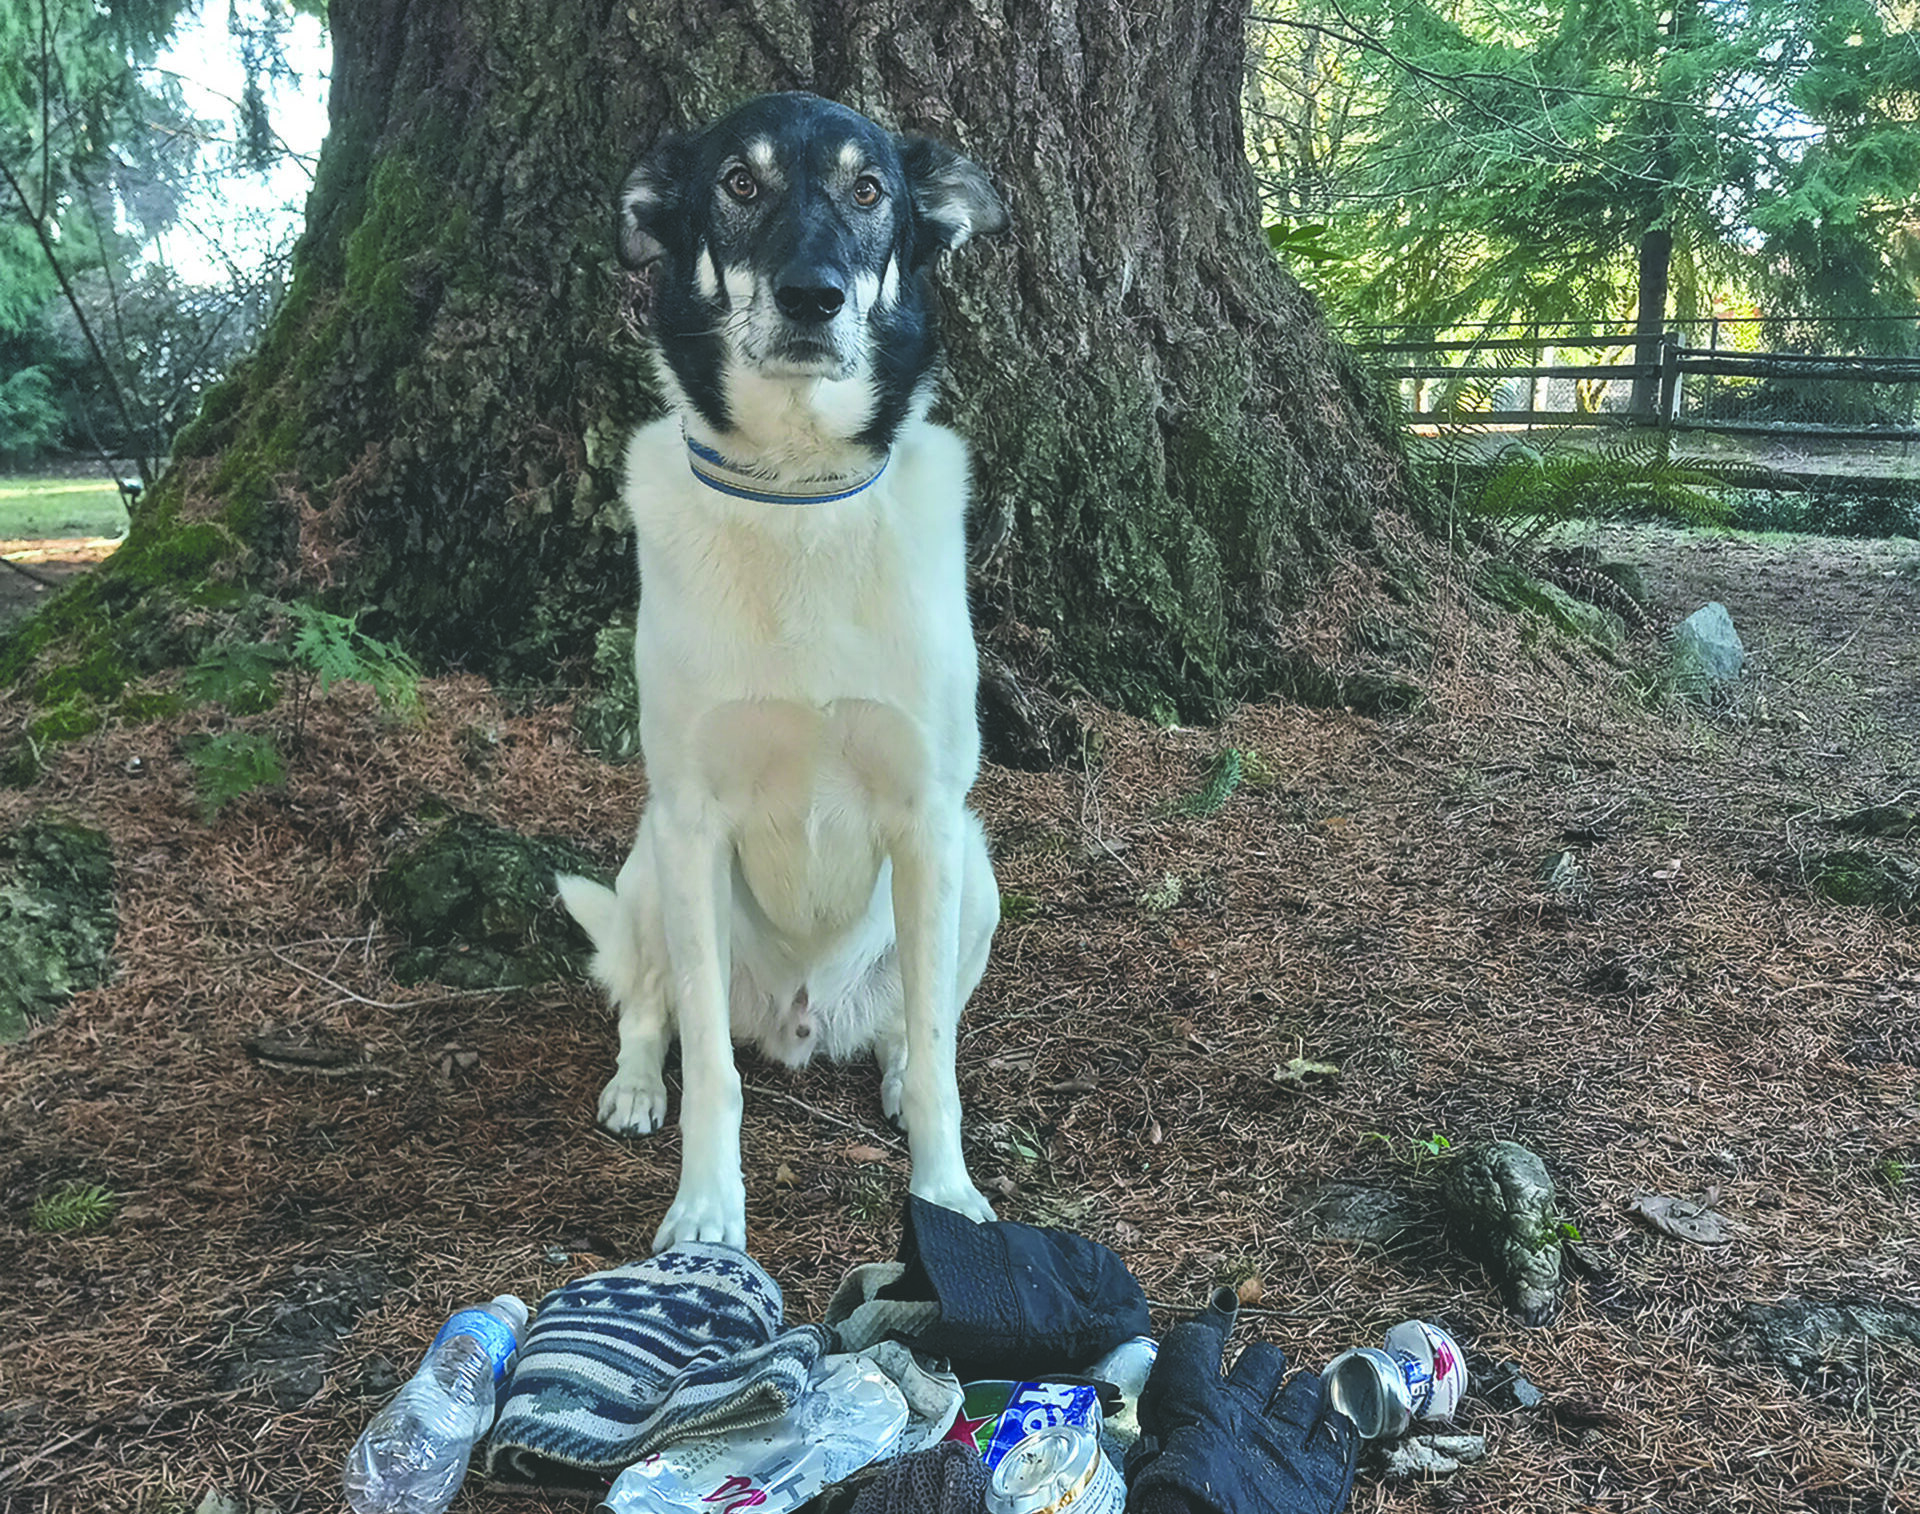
[555, 873, 619, 948]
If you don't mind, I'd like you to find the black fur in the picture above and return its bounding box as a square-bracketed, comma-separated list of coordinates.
[617, 93, 1007, 450]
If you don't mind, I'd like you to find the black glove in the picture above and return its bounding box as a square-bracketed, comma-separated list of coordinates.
[1124, 1288, 1358, 1514]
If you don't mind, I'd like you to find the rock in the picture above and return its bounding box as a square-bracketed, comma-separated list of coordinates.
[0, 818, 116, 1042]
[1442, 1140, 1563, 1326]
[373, 813, 600, 987]
[1373, 1432, 1487, 1479]
[1668, 601, 1744, 702]
[1479, 1359, 1545, 1410]
[1732, 1298, 1920, 1389]
[1299, 1182, 1421, 1247]
[571, 620, 640, 762]
[1829, 803, 1919, 840]
[1805, 849, 1920, 917]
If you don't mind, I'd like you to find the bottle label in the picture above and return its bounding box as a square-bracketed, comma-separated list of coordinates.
[431, 1308, 519, 1382]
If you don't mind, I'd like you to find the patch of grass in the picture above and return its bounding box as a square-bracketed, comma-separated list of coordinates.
[999, 890, 1041, 923]
[30, 1180, 116, 1233]
[0, 476, 128, 539]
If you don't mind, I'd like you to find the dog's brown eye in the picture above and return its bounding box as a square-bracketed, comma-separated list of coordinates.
[723, 166, 758, 202]
[852, 175, 882, 208]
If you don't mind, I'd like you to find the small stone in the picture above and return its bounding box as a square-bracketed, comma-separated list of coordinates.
[1669, 601, 1744, 703]
[1300, 1182, 1419, 1247]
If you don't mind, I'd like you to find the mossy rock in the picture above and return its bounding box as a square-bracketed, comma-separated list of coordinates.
[1442, 1138, 1563, 1326]
[373, 813, 601, 987]
[1476, 561, 1626, 650]
[1807, 849, 1920, 916]
[570, 620, 639, 763]
[0, 819, 116, 1041]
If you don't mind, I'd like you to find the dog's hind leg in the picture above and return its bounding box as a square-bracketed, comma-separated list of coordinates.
[558, 845, 670, 1136]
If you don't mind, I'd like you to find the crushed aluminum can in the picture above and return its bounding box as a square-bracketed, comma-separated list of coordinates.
[1323, 1348, 1415, 1439]
[1384, 1319, 1467, 1423]
[984, 1424, 1126, 1514]
[1323, 1320, 1468, 1440]
[1081, 1335, 1158, 1445]
[946, 1379, 1105, 1469]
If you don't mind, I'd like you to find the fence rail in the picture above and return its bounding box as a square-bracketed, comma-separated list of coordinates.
[1349, 318, 1920, 448]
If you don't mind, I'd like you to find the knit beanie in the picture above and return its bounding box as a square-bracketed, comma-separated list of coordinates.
[485, 1242, 829, 1492]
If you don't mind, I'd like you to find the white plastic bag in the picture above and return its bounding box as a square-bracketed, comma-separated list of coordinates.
[602, 1354, 910, 1514]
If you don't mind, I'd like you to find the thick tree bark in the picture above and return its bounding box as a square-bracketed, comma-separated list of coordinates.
[35, 0, 1406, 722]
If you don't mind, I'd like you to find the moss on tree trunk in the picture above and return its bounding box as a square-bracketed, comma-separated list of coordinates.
[5, 0, 1406, 725]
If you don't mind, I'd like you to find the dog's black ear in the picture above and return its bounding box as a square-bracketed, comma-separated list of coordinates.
[616, 133, 697, 268]
[898, 136, 1008, 267]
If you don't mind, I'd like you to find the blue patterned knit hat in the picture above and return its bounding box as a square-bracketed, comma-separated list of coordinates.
[485, 1242, 829, 1491]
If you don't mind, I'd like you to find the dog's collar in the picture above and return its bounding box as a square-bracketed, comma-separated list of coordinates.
[683, 433, 888, 505]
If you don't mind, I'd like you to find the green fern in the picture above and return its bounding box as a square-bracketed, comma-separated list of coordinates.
[181, 641, 288, 714]
[184, 730, 287, 815]
[282, 603, 421, 712]
[30, 1181, 116, 1233]
[1173, 748, 1245, 817]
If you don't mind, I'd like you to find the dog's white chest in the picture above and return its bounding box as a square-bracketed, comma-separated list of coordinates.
[623, 417, 979, 946]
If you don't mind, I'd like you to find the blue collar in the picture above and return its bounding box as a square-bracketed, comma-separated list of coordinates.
[684, 433, 888, 505]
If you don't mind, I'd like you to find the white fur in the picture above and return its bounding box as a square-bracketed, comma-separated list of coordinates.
[561, 406, 1001, 1252]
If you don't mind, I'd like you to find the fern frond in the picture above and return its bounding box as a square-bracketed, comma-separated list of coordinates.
[185, 730, 287, 816]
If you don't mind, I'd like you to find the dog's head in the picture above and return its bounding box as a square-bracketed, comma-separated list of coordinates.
[617, 93, 1007, 453]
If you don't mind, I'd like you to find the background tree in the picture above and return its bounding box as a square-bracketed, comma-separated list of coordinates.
[22, 0, 1407, 731]
[0, 0, 313, 477]
[1248, 0, 1920, 344]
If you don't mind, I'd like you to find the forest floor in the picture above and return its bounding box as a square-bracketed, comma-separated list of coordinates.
[1, 519, 1918, 1514]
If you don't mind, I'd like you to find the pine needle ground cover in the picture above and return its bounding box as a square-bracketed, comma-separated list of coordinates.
[1, 522, 1917, 1513]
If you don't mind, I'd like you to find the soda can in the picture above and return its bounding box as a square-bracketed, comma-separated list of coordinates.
[1322, 1319, 1468, 1440]
[947, 1379, 1105, 1469]
[1384, 1319, 1467, 1423]
[984, 1424, 1126, 1514]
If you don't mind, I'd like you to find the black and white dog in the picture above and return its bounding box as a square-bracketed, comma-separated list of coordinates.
[559, 94, 1010, 1250]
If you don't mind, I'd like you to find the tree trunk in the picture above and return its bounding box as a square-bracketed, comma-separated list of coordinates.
[19, 0, 1406, 724]
[1628, 225, 1672, 417]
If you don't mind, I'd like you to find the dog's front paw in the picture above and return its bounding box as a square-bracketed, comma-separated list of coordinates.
[909, 1171, 997, 1224]
[599, 1072, 668, 1135]
[652, 1175, 749, 1252]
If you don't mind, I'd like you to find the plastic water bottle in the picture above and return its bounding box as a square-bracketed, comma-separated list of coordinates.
[343, 1294, 529, 1514]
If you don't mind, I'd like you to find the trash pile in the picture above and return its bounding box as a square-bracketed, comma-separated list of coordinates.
[343, 1197, 1474, 1514]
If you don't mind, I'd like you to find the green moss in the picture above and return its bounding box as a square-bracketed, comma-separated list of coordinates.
[33, 644, 129, 706]
[30, 698, 103, 743]
[116, 689, 188, 722]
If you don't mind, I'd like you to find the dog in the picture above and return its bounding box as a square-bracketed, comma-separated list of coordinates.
[558, 93, 1011, 1251]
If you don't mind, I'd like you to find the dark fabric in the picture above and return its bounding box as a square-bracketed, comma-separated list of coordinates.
[1124, 1293, 1358, 1514]
[845, 1441, 991, 1514]
[882, 1195, 1151, 1379]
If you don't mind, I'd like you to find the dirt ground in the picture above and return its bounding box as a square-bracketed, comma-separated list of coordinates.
[1, 519, 1918, 1514]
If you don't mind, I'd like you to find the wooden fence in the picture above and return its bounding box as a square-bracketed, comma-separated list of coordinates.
[1351, 324, 1920, 444]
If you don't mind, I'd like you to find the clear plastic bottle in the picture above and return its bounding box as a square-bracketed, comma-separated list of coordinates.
[343, 1294, 529, 1514]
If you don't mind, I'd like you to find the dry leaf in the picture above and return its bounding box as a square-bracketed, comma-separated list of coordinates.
[1628, 1192, 1734, 1245]
[774, 1162, 797, 1187]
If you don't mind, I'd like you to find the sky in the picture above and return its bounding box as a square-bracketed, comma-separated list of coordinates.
[145, 5, 332, 284]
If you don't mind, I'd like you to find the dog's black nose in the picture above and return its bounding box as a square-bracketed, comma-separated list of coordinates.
[774, 279, 846, 323]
